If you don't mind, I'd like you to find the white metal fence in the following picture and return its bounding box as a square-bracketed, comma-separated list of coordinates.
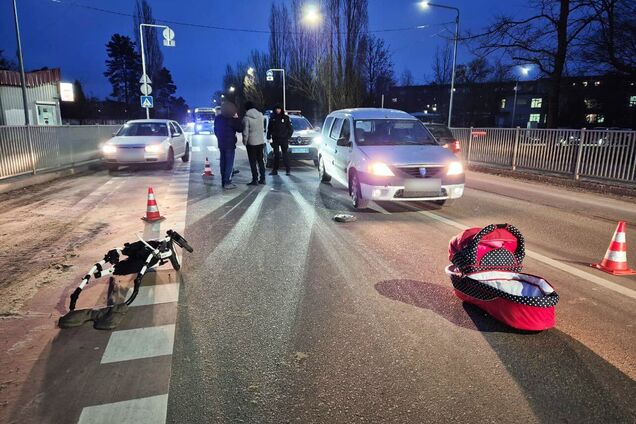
[0, 125, 120, 180]
[451, 127, 636, 184]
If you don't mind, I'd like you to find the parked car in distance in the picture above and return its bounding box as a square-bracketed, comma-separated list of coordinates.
[422, 122, 461, 155]
[101, 119, 189, 171]
[317, 108, 465, 209]
[264, 111, 321, 167]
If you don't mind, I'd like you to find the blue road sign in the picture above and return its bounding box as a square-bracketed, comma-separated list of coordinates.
[140, 96, 154, 108]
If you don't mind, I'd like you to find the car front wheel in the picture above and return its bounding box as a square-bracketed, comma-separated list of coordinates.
[181, 144, 190, 162]
[350, 171, 369, 210]
[319, 157, 331, 182]
[164, 148, 175, 170]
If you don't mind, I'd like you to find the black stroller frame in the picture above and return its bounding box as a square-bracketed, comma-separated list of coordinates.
[68, 230, 193, 311]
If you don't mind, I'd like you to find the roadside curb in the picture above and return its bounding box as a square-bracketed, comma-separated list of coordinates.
[0, 161, 102, 195]
[468, 164, 636, 200]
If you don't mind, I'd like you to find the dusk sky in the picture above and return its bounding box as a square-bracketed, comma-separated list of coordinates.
[0, 0, 527, 108]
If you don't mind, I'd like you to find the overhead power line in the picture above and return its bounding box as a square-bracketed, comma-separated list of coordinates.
[42, 0, 452, 35]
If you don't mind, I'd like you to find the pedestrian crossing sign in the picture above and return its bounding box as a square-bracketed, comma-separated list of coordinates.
[140, 96, 154, 108]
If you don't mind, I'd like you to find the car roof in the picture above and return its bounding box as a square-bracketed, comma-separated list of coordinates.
[126, 119, 173, 124]
[328, 108, 416, 120]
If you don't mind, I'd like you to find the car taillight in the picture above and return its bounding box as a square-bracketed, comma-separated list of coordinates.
[449, 140, 461, 154]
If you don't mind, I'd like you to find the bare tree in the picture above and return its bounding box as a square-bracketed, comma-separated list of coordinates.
[362, 35, 395, 103]
[581, 0, 636, 77]
[431, 41, 453, 84]
[400, 69, 414, 86]
[471, 0, 598, 127]
[268, 2, 291, 70]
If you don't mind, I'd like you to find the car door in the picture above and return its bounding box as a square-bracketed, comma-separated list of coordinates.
[334, 117, 353, 184]
[326, 117, 343, 182]
[170, 122, 186, 155]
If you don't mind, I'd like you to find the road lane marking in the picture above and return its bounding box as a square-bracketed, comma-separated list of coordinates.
[131, 283, 180, 307]
[101, 324, 175, 364]
[207, 146, 217, 152]
[78, 394, 168, 424]
[419, 210, 636, 300]
[191, 146, 201, 152]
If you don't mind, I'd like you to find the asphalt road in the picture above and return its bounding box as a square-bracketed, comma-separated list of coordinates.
[167, 134, 636, 423]
[0, 133, 634, 424]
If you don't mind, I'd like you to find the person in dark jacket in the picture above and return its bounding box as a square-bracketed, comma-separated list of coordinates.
[266, 105, 293, 175]
[214, 102, 243, 189]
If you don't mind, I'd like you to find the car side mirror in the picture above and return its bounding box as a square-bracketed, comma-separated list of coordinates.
[173, 132, 181, 137]
[112, 132, 117, 136]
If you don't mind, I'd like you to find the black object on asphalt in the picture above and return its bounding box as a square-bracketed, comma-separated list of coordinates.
[334, 214, 357, 223]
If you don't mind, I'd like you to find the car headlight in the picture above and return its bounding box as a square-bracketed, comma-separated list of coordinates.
[447, 161, 464, 175]
[145, 144, 163, 153]
[368, 162, 394, 177]
[102, 144, 117, 154]
[196, 124, 203, 130]
[312, 136, 323, 145]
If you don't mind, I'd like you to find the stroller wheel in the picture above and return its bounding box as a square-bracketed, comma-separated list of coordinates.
[169, 245, 181, 271]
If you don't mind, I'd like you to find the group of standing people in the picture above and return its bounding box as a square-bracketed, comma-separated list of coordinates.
[214, 102, 293, 190]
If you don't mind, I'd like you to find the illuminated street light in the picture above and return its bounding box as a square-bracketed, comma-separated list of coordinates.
[420, 2, 460, 127]
[302, 4, 322, 26]
[511, 65, 534, 128]
[229, 86, 236, 93]
[221, 94, 225, 99]
[247, 67, 255, 76]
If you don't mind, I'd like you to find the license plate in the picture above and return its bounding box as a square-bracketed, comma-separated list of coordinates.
[291, 147, 309, 154]
[404, 178, 441, 192]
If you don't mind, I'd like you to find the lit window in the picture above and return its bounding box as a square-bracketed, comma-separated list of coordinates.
[530, 98, 542, 108]
[629, 95, 636, 107]
[529, 114, 541, 122]
[594, 81, 601, 86]
[582, 81, 588, 87]
[500, 98, 506, 109]
[584, 98, 598, 109]
[598, 114, 605, 123]
[585, 114, 598, 123]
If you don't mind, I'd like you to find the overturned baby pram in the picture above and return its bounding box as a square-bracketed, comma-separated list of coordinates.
[59, 229, 193, 330]
[446, 224, 559, 331]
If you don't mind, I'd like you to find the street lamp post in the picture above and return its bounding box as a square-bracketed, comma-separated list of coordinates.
[139, 23, 174, 119]
[266, 68, 286, 111]
[420, 1, 460, 127]
[511, 83, 519, 128]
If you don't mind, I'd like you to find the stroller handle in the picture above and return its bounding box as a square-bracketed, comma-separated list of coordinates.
[167, 230, 193, 253]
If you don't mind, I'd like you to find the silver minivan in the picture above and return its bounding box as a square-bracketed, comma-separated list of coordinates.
[316, 108, 465, 209]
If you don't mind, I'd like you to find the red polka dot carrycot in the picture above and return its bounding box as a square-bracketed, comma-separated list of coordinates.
[447, 224, 559, 331]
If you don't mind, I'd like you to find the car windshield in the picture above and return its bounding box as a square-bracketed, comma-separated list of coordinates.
[195, 112, 215, 121]
[290, 116, 313, 131]
[354, 119, 437, 146]
[425, 125, 454, 143]
[117, 122, 168, 137]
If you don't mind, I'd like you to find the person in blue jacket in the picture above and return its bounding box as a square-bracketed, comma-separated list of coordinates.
[214, 102, 243, 189]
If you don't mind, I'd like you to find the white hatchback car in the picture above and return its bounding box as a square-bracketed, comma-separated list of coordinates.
[317, 108, 465, 209]
[101, 119, 189, 171]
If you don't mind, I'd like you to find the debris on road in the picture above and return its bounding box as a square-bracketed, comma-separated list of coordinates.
[333, 213, 357, 223]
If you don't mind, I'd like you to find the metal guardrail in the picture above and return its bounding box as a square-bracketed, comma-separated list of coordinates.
[451, 127, 636, 184]
[0, 125, 120, 180]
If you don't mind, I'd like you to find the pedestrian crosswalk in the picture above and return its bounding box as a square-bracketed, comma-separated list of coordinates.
[76, 162, 191, 424]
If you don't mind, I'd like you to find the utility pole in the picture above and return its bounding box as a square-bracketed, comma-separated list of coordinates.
[13, 0, 30, 126]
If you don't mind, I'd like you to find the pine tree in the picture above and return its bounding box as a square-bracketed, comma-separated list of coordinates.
[104, 34, 141, 112]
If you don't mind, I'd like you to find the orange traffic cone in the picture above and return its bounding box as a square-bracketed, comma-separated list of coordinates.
[202, 157, 214, 177]
[591, 221, 636, 275]
[141, 187, 165, 222]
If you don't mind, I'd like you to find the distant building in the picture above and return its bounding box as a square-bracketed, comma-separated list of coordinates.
[0, 68, 62, 126]
[386, 75, 636, 129]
